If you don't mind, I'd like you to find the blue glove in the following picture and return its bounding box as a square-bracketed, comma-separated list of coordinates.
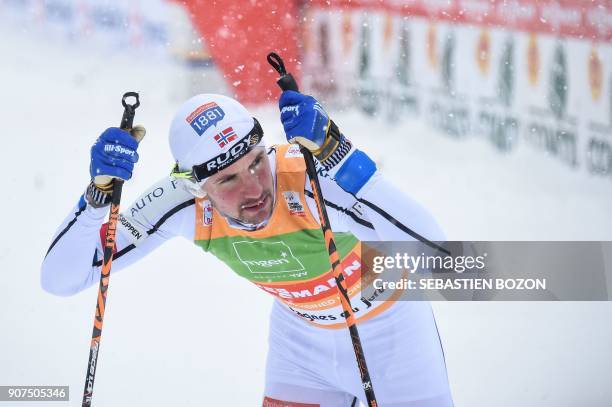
[90, 127, 140, 183]
[279, 90, 330, 152]
[279, 90, 376, 196]
[84, 127, 142, 208]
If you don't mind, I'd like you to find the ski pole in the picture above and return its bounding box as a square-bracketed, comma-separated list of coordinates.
[267, 52, 379, 407]
[82, 92, 141, 407]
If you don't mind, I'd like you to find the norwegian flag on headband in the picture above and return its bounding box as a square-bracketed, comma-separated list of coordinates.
[214, 127, 238, 148]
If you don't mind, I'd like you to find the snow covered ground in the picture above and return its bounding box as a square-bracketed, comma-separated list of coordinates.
[1, 24, 611, 407]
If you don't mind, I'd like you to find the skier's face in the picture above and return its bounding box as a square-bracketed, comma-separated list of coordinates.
[204, 147, 274, 225]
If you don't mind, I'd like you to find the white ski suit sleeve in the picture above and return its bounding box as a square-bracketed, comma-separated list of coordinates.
[303, 164, 445, 243]
[41, 148, 444, 297]
[41, 177, 196, 296]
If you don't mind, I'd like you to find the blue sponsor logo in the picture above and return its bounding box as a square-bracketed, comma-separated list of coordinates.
[186, 102, 225, 136]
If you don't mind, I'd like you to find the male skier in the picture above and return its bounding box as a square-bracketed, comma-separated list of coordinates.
[42, 91, 453, 406]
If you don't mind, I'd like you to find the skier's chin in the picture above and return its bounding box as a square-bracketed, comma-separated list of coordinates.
[238, 192, 273, 225]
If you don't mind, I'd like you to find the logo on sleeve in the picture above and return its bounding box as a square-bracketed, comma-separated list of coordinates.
[117, 214, 146, 246]
[282, 191, 305, 216]
[186, 102, 225, 136]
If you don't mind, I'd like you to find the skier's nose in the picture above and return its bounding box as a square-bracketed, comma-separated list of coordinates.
[240, 171, 264, 198]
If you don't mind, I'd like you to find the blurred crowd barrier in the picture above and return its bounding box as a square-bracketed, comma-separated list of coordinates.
[300, 0, 612, 179]
[3, 0, 611, 178]
[1, 0, 171, 54]
[0, 0, 235, 100]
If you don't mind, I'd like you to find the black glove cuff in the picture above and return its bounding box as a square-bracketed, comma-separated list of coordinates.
[85, 181, 112, 208]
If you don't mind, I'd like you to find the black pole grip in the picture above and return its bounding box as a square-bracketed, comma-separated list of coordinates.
[277, 74, 299, 92]
[113, 92, 140, 203]
[120, 92, 140, 130]
[267, 52, 299, 92]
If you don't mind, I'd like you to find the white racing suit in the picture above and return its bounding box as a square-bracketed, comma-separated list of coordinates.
[42, 145, 453, 406]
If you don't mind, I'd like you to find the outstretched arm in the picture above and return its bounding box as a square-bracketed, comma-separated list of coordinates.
[41, 177, 196, 296]
[279, 90, 445, 243]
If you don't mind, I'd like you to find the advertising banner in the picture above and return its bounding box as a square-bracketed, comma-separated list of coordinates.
[301, 0, 612, 179]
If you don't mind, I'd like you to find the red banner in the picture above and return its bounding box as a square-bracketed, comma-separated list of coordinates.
[181, 0, 301, 105]
[308, 0, 612, 42]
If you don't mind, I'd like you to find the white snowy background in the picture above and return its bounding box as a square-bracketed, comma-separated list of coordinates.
[1, 7, 612, 407]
